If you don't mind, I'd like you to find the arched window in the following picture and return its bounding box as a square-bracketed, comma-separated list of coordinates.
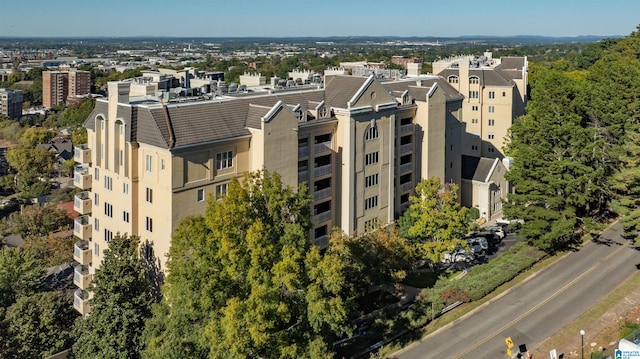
[365, 125, 379, 141]
[448, 76, 459, 84]
[469, 76, 479, 84]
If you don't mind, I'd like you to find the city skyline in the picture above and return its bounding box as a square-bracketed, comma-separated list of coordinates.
[1, 0, 638, 38]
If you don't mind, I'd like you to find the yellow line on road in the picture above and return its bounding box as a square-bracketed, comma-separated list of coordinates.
[452, 241, 630, 359]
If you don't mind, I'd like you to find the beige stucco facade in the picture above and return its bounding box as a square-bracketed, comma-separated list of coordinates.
[72, 60, 526, 313]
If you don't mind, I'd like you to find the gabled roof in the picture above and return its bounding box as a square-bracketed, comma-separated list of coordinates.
[324, 75, 370, 109]
[462, 155, 499, 182]
[246, 104, 272, 129]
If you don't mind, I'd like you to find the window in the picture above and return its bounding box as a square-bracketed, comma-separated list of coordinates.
[146, 217, 153, 232]
[216, 183, 228, 199]
[472, 105, 479, 111]
[365, 173, 379, 188]
[365, 195, 378, 210]
[100, 143, 104, 160]
[145, 154, 153, 172]
[469, 77, 479, 84]
[104, 176, 112, 190]
[119, 150, 124, 166]
[94, 168, 99, 180]
[472, 118, 478, 124]
[488, 132, 495, 140]
[364, 219, 377, 231]
[448, 76, 459, 84]
[365, 125, 379, 141]
[119, 124, 125, 135]
[94, 242, 99, 257]
[502, 91, 506, 97]
[146, 188, 153, 203]
[365, 152, 379, 166]
[104, 203, 113, 217]
[488, 106, 495, 113]
[488, 119, 495, 126]
[94, 218, 99, 231]
[104, 229, 113, 242]
[94, 193, 99, 206]
[197, 188, 205, 202]
[471, 145, 478, 151]
[469, 91, 479, 99]
[161, 159, 165, 171]
[123, 183, 129, 194]
[489, 91, 495, 99]
[123, 211, 129, 223]
[488, 146, 495, 153]
[216, 151, 233, 170]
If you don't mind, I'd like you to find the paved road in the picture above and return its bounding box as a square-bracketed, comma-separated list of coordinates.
[394, 221, 640, 359]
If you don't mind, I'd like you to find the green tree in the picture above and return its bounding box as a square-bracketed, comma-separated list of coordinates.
[610, 121, 640, 243]
[3, 204, 71, 237]
[0, 291, 78, 358]
[143, 170, 352, 358]
[18, 127, 56, 146]
[0, 248, 44, 308]
[398, 178, 470, 263]
[72, 234, 155, 359]
[5, 145, 54, 198]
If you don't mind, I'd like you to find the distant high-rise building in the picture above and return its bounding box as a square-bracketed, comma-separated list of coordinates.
[0, 88, 23, 120]
[43, 70, 91, 108]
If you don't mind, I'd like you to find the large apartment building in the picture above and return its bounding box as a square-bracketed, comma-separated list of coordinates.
[43, 70, 91, 108]
[72, 55, 526, 314]
[432, 53, 527, 158]
[0, 88, 23, 120]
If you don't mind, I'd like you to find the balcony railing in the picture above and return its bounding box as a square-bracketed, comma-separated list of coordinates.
[74, 144, 91, 164]
[400, 124, 413, 135]
[298, 170, 309, 183]
[314, 141, 332, 154]
[298, 145, 309, 157]
[315, 210, 331, 223]
[73, 264, 92, 290]
[73, 289, 91, 315]
[400, 143, 413, 154]
[73, 240, 92, 265]
[74, 215, 92, 240]
[314, 164, 332, 177]
[400, 163, 412, 174]
[401, 182, 413, 192]
[313, 187, 332, 201]
[313, 235, 329, 248]
[74, 165, 92, 190]
[73, 191, 92, 215]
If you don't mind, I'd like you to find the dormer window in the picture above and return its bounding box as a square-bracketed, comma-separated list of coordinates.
[365, 125, 379, 141]
[469, 76, 480, 85]
[448, 76, 459, 84]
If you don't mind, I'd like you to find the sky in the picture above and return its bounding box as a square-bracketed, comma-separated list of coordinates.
[1, 0, 639, 38]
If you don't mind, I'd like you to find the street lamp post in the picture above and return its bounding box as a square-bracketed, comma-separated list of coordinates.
[580, 329, 585, 359]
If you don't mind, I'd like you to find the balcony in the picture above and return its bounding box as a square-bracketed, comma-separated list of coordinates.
[314, 141, 332, 154]
[298, 170, 309, 183]
[314, 164, 332, 177]
[401, 182, 413, 193]
[73, 265, 92, 290]
[74, 165, 92, 190]
[73, 289, 91, 315]
[313, 187, 332, 201]
[315, 210, 331, 223]
[313, 235, 329, 248]
[73, 191, 91, 215]
[400, 163, 412, 174]
[400, 143, 413, 154]
[74, 144, 91, 164]
[400, 124, 413, 135]
[74, 215, 92, 240]
[298, 145, 309, 157]
[73, 240, 92, 265]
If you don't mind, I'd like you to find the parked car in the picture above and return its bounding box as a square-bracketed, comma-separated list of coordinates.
[487, 226, 505, 239]
[473, 231, 501, 249]
[466, 237, 488, 255]
[441, 247, 475, 264]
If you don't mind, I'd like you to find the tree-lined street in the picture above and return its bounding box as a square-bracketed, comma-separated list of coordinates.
[394, 221, 639, 359]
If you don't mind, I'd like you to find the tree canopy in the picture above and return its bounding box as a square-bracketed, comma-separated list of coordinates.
[72, 234, 155, 359]
[143, 170, 356, 358]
